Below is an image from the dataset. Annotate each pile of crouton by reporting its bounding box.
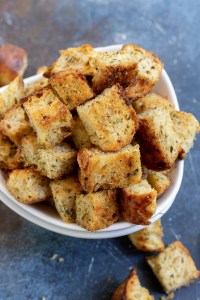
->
[0,43,199,231]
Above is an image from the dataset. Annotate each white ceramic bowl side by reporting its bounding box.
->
[0,45,184,239]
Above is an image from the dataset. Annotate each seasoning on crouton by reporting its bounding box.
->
[147,241,200,293]
[77,85,138,151]
[128,220,164,252]
[24,77,48,97]
[50,176,83,223]
[171,110,200,159]
[112,269,154,300]
[0,105,31,146]
[120,179,157,225]
[76,189,119,231]
[49,71,94,110]
[37,143,77,179]
[23,86,73,148]
[20,132,40,167]
[78,144,142,192]
[137,107,180,171]
[0,76,24,118]
[7,168,51,204]
[132,93,174,114]
[44,44,95,77]
[122,44,163,102]
[147,171,171,197]
[0,43,28,86]
[71,116,91,149]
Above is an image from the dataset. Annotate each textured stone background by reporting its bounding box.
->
[0,0,200,299]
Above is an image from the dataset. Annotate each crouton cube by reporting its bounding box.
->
[76,190,119,231]
[7,168,51,204]
[78,144,142,192]
[171,110,200,158]
[49,71,94,110]
[0,76,24,118]
[120,179,157,225]
[112,269,154,300]
[147,171,171,197]
[128,220,164,252]
[24,77,48,97]
[71,116,91,149]
[20,132,40,166]
[132,93,174,114]
[50,176,83,223]
[137,107,180,171]
[0,105,31,146]
[37,143,77,179]
[147,241,200,293]
[23,87,73,148]
[77,85,138,151]
[44,44,95,77]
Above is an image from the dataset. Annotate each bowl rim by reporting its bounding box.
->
[0,44,184,239]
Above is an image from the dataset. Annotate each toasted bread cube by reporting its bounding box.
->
[50,176,83,223]
[147,241,200,293]
[78,144,142,192]
[132,93,174,114]
[37,143,77,179]
[23,87,73,148]
[7,168,51,204]
[137,107,180,171]
[147,171,171,197]
[112,269,154,300]
[120,179,157,225]
[0,105,31,146]
[171,110,200,158]
[0,76,24,118]
[44,44,95,77]
[128,220,164,252]
[49,71,94,110]
[76,190,119,231]
[24,77,48,97]
[77,85,137,151]
[71,116,91,149]
[20,132,40,166]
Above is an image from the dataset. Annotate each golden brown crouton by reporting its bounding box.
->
[0,44,27,86]
[44,44,95,77]
[128,220,165,252]
[78,144,142,192]
[112,269,154,300]
[132,93,174,114]
[71,116,91,149]
[0,105,31,146]
[49,71,94,110]
[20,132,40,166]
[24,77,48,97]
[23,87,73,148]
[120,179,157,225]
[37,143,77,179]
[77,85,138,151]
[147,241,200,293]
[50,176,83,223]
[137,107,180,171]
[171,110,200,158]
[7,168,51,204]
[76,190,119,231]
[147,171,171,197]
[0,76,24,118]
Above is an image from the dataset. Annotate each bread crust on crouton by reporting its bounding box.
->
[120,180,157,225]
[147,241,200,293]
[129,220,164,252]
[76,190,119,231]
[147,171,171,197]
[50,177,83,223]
[112,269,154,300]
[137,107,180,171]
[49,71,94,110]
[77,144,142,192]
[23,86,73,148]
[77,85,138,151]
[7,168,51,204]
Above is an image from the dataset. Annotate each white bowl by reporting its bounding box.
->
[0,45,184,239]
